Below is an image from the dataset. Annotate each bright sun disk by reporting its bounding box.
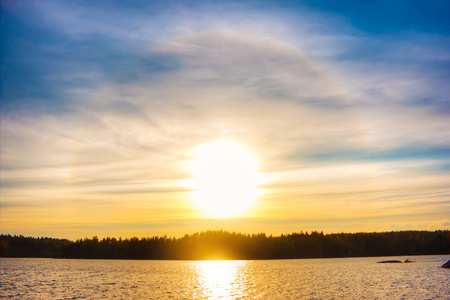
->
[189,140,260,218]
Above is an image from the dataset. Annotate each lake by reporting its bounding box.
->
[1,255,449,299]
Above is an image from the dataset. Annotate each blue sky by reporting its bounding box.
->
[1,0,449,239]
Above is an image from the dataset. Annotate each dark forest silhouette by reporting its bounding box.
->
[1,230,448,260]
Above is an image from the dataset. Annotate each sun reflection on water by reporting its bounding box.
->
[193,260,252,299]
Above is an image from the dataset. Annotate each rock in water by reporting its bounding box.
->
[377,260,402,263]
[441,260,450,268]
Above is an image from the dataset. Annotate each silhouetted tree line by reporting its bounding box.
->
[1,230,448,260]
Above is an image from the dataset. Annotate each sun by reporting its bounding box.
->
[189,140,260,218]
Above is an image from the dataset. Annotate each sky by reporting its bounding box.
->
[1,0,449,240]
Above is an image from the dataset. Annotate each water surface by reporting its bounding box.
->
[1,255,449,299]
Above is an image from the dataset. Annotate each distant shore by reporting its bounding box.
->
[1,230,448,260]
